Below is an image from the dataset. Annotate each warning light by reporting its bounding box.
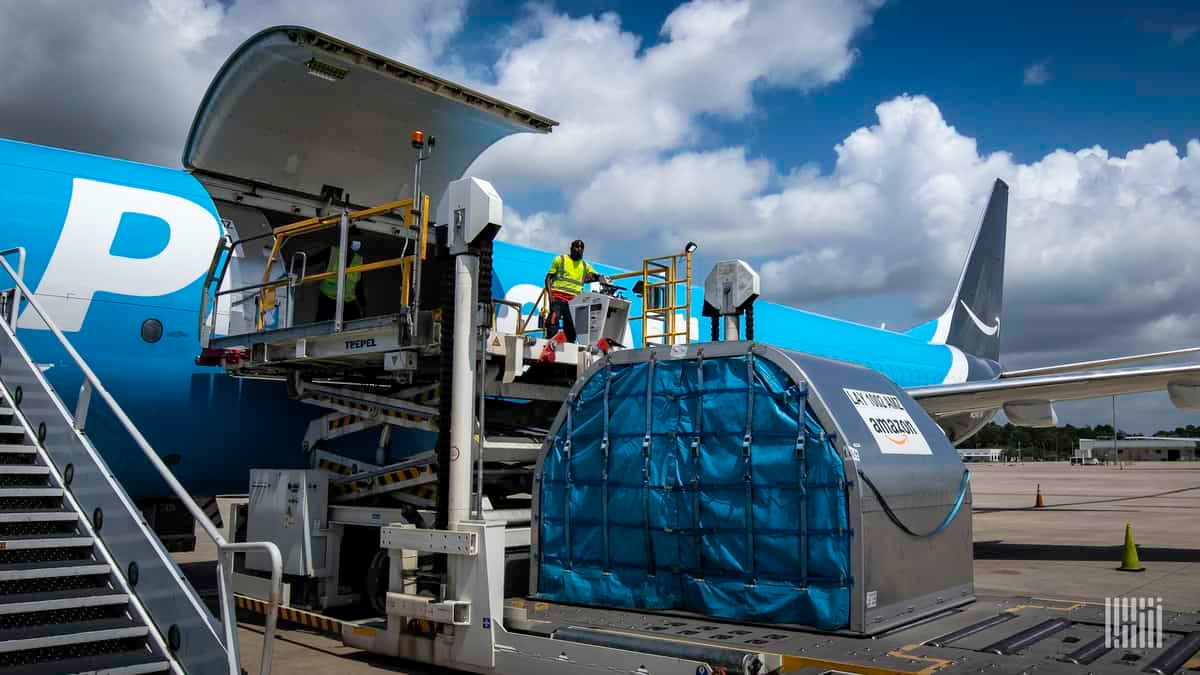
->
[412,130,425,149]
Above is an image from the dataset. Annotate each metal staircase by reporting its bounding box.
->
[0,409,169,675]
[0,249,283,674]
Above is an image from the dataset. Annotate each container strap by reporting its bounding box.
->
[643,354,656,576]
[693,353,705,580]
[601,363,612,573]
[563,401,575,569]
[858,468,971,538]
[794,383,809,587]
[743,353,756,585]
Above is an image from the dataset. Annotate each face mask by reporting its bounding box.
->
[350,240,362,252]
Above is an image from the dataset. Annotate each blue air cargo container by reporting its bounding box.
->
[531,341,973,635]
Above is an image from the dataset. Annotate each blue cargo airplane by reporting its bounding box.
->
[2,26,1199,506]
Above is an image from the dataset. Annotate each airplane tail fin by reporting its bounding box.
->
[921,178,1008,362]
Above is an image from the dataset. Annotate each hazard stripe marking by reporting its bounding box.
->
[317,458,354,476]
[330,465,436,496]
[235,595,342,636]
[317,387,440,426]
[327,415,360,430]
[235,594,435,637]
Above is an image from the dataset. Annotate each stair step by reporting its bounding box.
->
[0,488,62,499]
[0,647,169,675]
[0,560,109,582]
[0,446,34,455]
[0,511,75,524]
[0,427,26,437]
[0,410,12,418]
[0,534,92,550]
[0,466,48,477]
[0,588,128,615]
[0,617,148,654]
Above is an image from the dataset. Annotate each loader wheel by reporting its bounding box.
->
[365,549,390,615]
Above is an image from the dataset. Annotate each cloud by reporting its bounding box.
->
[470,0,882,189]
[499,207,568,252]
[570,147,772,246]
[0,0,468,166]
[550,93,1200,375]
[1023,59,1053,86]
[518,87,1200,430]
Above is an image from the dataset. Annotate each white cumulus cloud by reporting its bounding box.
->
[472,0,882,190]
[0,0,469,166]
[1023,59,1053,86]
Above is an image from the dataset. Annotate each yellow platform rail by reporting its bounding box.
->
[252,195,430,330]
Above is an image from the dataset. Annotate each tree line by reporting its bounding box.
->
[965,422,1200,460]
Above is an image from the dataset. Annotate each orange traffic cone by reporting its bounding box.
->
[1034,483,1045,508]
[1117,523,1145,572]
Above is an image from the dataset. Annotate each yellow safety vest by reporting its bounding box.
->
[548,254,595,297]
[320,245,364,301]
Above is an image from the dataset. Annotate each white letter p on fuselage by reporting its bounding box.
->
[19,178,220,332]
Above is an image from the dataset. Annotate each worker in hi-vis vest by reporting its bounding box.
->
[314,229,367,322]
[544,239,602,342]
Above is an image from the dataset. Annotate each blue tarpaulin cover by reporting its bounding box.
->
[536,353,852,629]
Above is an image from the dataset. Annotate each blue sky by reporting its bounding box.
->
[771,1,1200,168]
[462,1,1200,208]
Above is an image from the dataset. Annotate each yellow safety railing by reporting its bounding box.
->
[610,249,693,346]
[486,291,549,336]
[254,194,430,330]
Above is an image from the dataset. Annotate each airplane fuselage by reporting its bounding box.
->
[0,138,999,498]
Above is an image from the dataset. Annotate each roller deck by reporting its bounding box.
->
[506,596,1200,674]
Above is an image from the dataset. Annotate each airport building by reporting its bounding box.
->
[1076,436,1199,462]
[959,448,1004,462]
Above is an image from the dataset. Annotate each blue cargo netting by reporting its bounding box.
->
[535,353,852,629]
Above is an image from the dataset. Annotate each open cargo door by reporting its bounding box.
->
[183,26,556,210]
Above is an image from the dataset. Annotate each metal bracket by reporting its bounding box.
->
[379,523,478,555]
[502,333,524,384]
[386,592,470,626]
[74,381,92,431]
[384,350,418,371]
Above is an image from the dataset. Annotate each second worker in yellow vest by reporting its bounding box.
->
[315,234,366,322]
[544,239,601,342]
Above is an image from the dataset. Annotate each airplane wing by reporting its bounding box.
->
[908,363,1200,419]
[998,346,1200,378]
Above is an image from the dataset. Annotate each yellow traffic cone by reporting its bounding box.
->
[1117,523,1145,572]
[1034,483,1045,508]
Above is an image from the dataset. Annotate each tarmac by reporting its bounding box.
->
[173,460,1200,674]
[971,461,1200,608]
